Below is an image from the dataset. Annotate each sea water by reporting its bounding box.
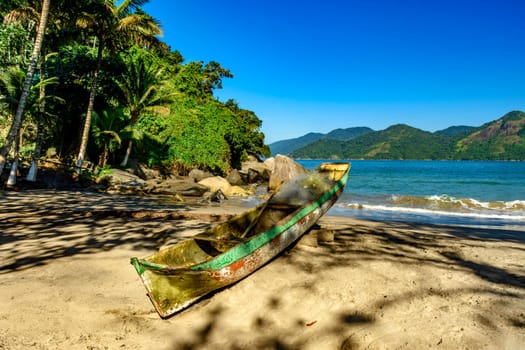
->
[297,160,525,230]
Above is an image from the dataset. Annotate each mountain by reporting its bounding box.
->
[434,125,476,136]
[291,124,457,160]
[287,111,525,160]
[324,127,374,140]
[269,127,373,155]
[454,111,525,160]
[269,132,324,156]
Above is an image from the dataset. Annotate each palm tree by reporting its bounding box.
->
[1,0,86,181]
[0,66,27,185]
[0,0,50,174]
[26,52,64,181]
[75,0,162,173]
[25,51,47,182]
[113,47,172,167]
[91,106,126,167]
[0,63,60,184]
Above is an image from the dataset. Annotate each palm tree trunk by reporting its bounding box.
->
[76,40,103,174]
[99,145,108,167]
[27,48,47,182]
[26,121,44,181]
[0,0,50,175]
[120,140,133,167]
[7,132,20,186]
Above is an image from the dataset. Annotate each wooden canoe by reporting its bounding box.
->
[130,162,350,317]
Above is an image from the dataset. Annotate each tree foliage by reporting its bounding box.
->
[0,0,270,179]
[0,21,34,67]
[153,94,269,174]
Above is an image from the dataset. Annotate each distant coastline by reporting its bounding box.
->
[270,111,525,161]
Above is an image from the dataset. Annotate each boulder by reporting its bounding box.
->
[226,169,245,186]
[146,178,208,196]
[229,185,254,197]
[198,176,230,193]
[263,157,275,172]
[268,155,307,192]
[205,189,228,203]
[134,164,161,180]
[96,168,145,187]
[188,169,214,182]
[241,161,271,183]
[198,176,252,197]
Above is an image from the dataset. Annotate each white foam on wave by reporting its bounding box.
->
[342,202,525,221]
[425,194,525,211]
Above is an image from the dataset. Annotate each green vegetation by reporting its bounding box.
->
[434,125,476,137]
[290,112,525,160]
[0,0,270,180]
[454,111,525,160]
[270,127,372,156]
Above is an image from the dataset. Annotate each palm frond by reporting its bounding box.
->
[3,7,39,24]
[33,76,59,89]
[102,130,122,145]
[116,0,151,16]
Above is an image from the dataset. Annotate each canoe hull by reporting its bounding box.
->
[131,162,350,317]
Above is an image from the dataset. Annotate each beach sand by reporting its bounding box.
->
[1,190,524,349]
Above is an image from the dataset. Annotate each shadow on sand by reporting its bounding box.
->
[1,190,524,349]
[0,190,227,274]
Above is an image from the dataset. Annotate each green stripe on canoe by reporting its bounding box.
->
[191,170,349,271]
[130,257,146,275]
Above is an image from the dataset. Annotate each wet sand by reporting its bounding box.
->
[1,190,524,349]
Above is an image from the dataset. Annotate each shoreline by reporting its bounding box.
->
[1,190,524,349]
[329,206,525,232]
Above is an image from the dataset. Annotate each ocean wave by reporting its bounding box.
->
[389,194,525,212]
[340,202,525,221]
[336,193,525,223]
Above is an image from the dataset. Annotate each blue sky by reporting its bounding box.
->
[144,0,525,143]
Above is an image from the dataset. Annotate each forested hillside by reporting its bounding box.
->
[455,111,525,160]
[291,124,457,159]
[269,127,372,155]
[0,0,270,181]
[434,126,476,136]
[269,132,324,157]
[289,111,525,160]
